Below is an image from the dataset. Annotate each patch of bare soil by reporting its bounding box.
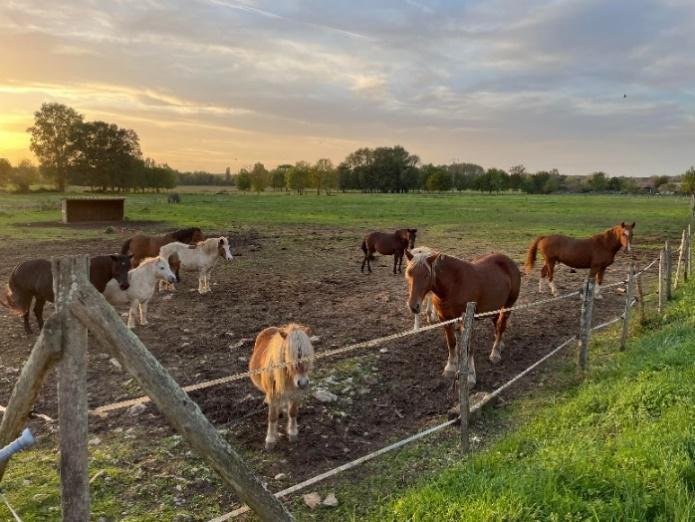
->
[0,228,657,512]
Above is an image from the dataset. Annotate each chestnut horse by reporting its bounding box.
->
[1,255,131,334]
[525,222,635,299]
[121,227,205,268]
[361,228,417,274]
[405,251,521,386]
[249,324,314,450]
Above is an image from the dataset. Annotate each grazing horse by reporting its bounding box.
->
[361,228,417,274]
[525,222,635,299]
[249,324,315,450]
[1,255,131,334]
[409,247,439,330]
[159,237,233,293]
[405,250,521,386]
[121,227,205,268]
[103,256,176,328]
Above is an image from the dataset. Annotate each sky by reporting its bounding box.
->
[1,0,694,176]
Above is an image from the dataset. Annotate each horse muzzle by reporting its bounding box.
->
[167,275,176,284]
[296,377,310,390]
[410,303,421,314]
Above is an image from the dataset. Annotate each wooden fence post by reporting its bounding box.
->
[457,302,476,453]
[578,277,595,372]
[52,255,90,521]
[68,283,294,522]
[675,229,686,289]
[688,224,692,280]
[636,269,645,324]
[0,313,63,481]
[619,263,634,351]
[658,248,667,313]
[665,240,672,300]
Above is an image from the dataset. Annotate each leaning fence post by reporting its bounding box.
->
[578,277,595,372]
[675,229,686,289]
[52,255,90,521]
[457,302,476,453]
[619,263,634,351]
[658,248,667,313]
[665,240,672,300]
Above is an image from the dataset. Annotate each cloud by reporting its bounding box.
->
[0,0,694,175]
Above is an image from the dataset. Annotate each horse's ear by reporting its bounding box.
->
[405,250,414,261]
[110,254,119,262]
[218,237,225,246]
[411,228,417,234]
[188,244,196,249]
[620,222,626,228]
[278,329,288,339]
[302,326,312,335]
[426,253,440,266]
[631,221,636,228]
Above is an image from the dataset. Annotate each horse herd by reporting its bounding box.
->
[1,221,635,450]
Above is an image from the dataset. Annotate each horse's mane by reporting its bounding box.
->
[137,255,166,268]
[261,324,314,400]
[169,227,202,242]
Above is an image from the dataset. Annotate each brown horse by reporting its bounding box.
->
[121,227,205,268]
[525,222,635,299]
[405,251,521,386]
[1,255,131,334]
[361,228,417,274]
[249,324,315,450]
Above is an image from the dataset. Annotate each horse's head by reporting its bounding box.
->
[167,252,181,282]
[153,256,177,284]
[217,237,233,261]
[280,325,314,390]
[619,222,636,253]
[405,228,417,249]
[109,254,131,291]
[404,250,438,314]
[191,228,205,243]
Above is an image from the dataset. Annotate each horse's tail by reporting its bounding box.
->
[360,239,374,260]
[121,237,132,255]
[525,236,544,274]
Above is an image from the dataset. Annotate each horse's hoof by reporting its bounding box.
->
[288,432,298,443]
[489,353,502,364]
[264,440,277,451]
[442,366,457,379]
[467,376,477,388]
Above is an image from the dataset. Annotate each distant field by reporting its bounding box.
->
[0,191,688,249]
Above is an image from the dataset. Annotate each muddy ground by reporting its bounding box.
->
[0,226,657,512]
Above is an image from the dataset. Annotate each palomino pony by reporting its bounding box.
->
[409,247,439,330]
[121,227,205,268]
[159,237,233,293]
[103,256,176,328]
[361,228,417,274]
[405,250,521,386]
[1,255,131,334]
[249,324,315,450]
[525,222,635,299]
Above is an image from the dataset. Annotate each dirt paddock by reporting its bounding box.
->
[0,227,656,508]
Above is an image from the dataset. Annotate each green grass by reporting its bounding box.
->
[0,190,688,246]
[337,284,695,522]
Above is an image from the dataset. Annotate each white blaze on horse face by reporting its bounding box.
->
[219,237,233,261]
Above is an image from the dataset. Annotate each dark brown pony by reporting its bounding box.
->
[121,227,205,268]
[525,222,635,299]
[1,254,131,334]
[404,251,521,386]
[361,228,417,274]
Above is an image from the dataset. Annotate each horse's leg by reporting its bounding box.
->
[539,265,547,293]
[287,400,299,442]
[442,324,458,378]
[489,312,509,364]
[34,297,46,331]
[265,402,280,450]
[361,251,367,273]
[413,312,421,331]
[139,300,149,325]
[393,253,398,275]
[593,266,605,299]
[127,300,138,329]
[468,349,477,388]
[22,299,32,335]
[397,251,404,274]
[198,270,205,294]
[547,259,558,296]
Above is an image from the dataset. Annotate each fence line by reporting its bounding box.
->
[0,490,22,522]
[92,259,656,416]
[209,334,579,521]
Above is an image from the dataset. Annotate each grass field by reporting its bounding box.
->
[0,190,689,249]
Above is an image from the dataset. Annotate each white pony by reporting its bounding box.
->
[103,256,176,328]
[159,236,233,294]
[409,247,439,330]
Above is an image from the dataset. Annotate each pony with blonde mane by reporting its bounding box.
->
[249,324,315,450]
[409,247,439,330]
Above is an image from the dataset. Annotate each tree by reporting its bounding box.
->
[423,165,452,192]
[449,162,484,191]
[288,161,311,195]
[312,158,334,195]
[236,169,251,192]
[509,165,526,191]
[9,159,40,193]
[681,167,695,195]
[652,175,670,192]
[589,172,608,192]
[271,165,291,191]
[28,103,83,192]
[0,158,11,186]
[250,162,268,193]
[225,167,231,184]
